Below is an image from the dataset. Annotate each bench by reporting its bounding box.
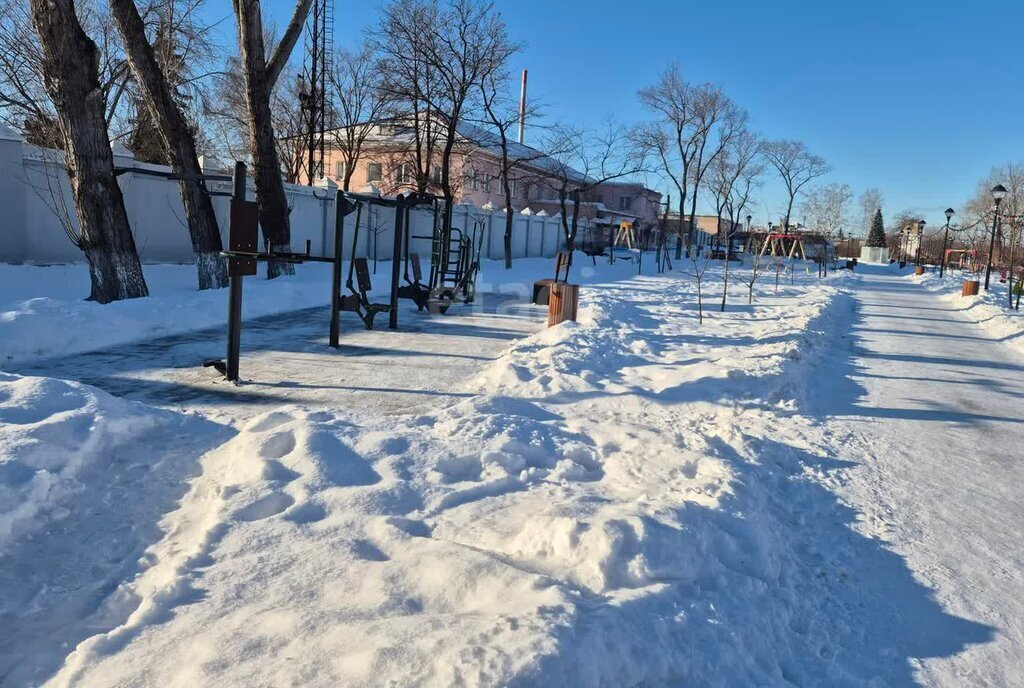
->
[340,257,391,329]
[533,251,572,305]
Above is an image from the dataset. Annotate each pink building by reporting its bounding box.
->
[316,120,662,230]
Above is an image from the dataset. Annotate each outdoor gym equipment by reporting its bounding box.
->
[338,201,391,329]
[208,162,345,381]
[210,167,437,381]
[208,171,491,381]
[410,203,485,314]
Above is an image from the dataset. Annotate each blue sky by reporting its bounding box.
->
[242,0,1022,231]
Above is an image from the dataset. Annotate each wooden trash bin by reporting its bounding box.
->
[962,279,980,296]
[532,278,555,305]
[548,282,579,327]
[914,266,925,276]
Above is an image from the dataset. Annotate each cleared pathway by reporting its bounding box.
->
[815,265,1024,685]
[15,292,543,422]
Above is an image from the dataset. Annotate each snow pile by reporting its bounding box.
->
[0,372,230,685]
[911,269,1024,354]
[0,372,165,548]
[40,265,877,687]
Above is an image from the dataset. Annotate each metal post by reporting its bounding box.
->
[940,218,951,278]
[985,199,1002,291]
[389,198,405,329]
[329,191,345,347]
[226,162,246,382]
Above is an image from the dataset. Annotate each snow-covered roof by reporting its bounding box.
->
[326,117,592,185]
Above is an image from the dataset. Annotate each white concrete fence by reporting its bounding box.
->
[0,125,577,266]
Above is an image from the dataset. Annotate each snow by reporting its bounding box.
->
[2,256,1023,685]
[0,258,640,368]
[807,264,1024,685]
[0,263,338,366]
[910,266,1024,355]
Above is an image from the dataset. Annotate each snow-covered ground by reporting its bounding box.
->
[0,258,592,367]
[3,257,1023,686]
[910,267,1024,355]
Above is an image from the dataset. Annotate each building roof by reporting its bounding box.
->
[325,117,593,185]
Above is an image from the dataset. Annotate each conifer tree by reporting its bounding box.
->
[866,208,886,247]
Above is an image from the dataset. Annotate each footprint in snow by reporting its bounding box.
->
[284,501,327,525]
[258,431,296,459]
[351,539,390,562]
[386,516,432,539]
[234,492,295,522]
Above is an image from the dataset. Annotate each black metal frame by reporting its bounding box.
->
[211,178,499,381]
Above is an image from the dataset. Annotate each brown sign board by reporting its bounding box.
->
[229,199,259,277]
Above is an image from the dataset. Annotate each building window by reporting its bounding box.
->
[509,178,517,198]
[470,171,478,191]
[431,166,442,184]
[335,161,346,178]
[482,175,491,193]
[396,163,411,184]
[367,162,382,182]
[619,196,633,211]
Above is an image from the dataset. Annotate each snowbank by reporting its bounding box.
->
[0,371,230,684]
[0,372,161,549]
[911,269,1024,355]
[42,264,866,687]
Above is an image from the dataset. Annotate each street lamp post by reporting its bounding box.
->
[915,220,926,266]
[985,184,1007,291]
[939,208,955,277]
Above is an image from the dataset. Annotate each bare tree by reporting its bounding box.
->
[542,120,641,251]
[857,187,884,238]
[801,182,852,276]
[964,163,1024,273]
[30,0,148,302]
[373,0,441,193]
[763,139,830,230]
[109,0,227,290]
[476,72,548,268]
[706,129,762,310]
[685,249,713,325]
[638,65,745,259]
[231,0,312,277]
[327,40,391,191]
[376,0,517,241]
[2,0,132,146]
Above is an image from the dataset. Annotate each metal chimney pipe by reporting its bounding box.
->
[518,69,528,144]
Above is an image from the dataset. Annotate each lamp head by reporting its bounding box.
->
[992,184,1008,203]
[945,208,955,221]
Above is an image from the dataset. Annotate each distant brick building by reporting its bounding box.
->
[310,119,662,231]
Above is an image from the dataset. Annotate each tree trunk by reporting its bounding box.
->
[31,0,148,303]
[688,187,702,260]
[234,0,294,278]
[558,187,570,249]
[676,192,685,260]
[696,278,703,325]
[503,207,514,269]
[109,0,227,290]
[569,192,582,252]
[721,254,730,312]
